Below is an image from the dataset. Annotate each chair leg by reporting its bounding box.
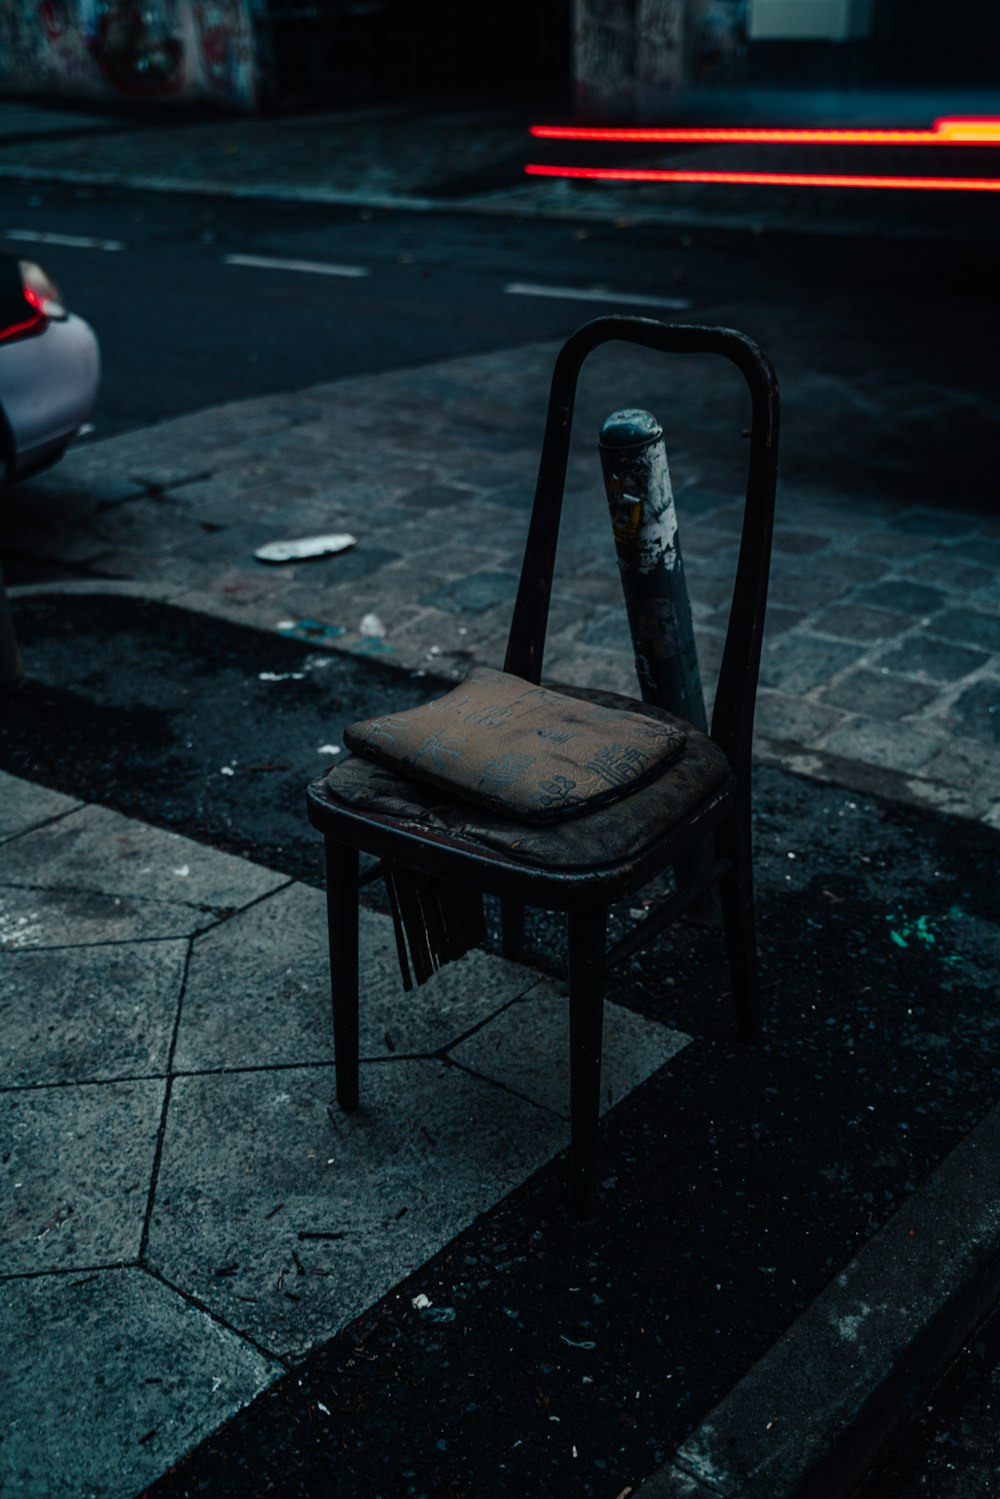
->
[501,901,525,961]
[325,838,360,1110]
[568,906,608,1217]
[714,800,761,1044]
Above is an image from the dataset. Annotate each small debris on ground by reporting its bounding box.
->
[422,1306,457,1323]
[254,534,356,564]
[278,618,345,641]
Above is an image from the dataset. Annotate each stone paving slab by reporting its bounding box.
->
[0,771,80,843]
[0,1268,279,1499]
[1,802,288,946]
[149,1060,572,1361]
[1,939,188,1086]
[175,882,538,1071]
[2,1076,164,1273]
[163,891,690,1362]
[152,996,688,1366]
[451,978,690,1119]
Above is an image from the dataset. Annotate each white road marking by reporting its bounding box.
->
[505,281,691,310]
[5,229,124,251]
[224,253,369,278]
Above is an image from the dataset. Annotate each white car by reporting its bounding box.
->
[0,254,100,484]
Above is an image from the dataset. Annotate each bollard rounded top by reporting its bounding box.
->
[599,409,663,449]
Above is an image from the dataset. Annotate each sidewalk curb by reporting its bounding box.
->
[638,1101,1000,1498]
[0,161,992,246]
[0,163,439,215]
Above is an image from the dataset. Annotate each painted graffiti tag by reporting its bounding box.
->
[1,0,257,107]
[90,0,185,96]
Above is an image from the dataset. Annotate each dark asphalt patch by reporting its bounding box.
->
[4,592,999,1499]
[1,593,446,885]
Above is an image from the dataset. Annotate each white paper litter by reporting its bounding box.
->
[254,533,356,564]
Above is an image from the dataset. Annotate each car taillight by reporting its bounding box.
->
[0,258,68,344]
[19,260,67,320]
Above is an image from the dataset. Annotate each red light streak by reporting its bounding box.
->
[524,164,1000,192]
[530,116,1000,147]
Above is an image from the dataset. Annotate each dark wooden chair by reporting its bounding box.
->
[307,316,780,1214]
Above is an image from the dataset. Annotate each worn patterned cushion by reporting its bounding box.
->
[326,688,730,870]
[343,667,687,824]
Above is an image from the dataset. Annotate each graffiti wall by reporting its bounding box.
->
[0,0,261,108]
[574,0,748,115]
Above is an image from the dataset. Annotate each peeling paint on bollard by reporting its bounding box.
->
[600,408,718,923]
[599,408,707,731]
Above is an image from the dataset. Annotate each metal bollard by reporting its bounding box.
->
[599,408,707,730]
[599,408,717,922]
[0,564,23,692]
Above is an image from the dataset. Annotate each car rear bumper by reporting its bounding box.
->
[1,313,100,477]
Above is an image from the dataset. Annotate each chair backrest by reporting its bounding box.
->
[503,315,779,781]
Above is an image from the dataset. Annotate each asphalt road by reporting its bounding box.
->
[2,177,998,514]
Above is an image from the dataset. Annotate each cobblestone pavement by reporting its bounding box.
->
[7,339,999,828]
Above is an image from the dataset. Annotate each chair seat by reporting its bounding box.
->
[313,687,731,874]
